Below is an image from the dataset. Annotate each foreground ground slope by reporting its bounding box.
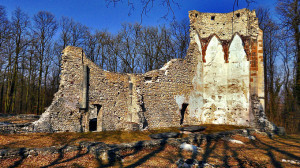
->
[0,132,299,167]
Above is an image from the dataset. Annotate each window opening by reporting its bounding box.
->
[180,103,189,125]
[145,77,152,81]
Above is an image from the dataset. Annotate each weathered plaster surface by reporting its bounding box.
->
[188,30,203,124]
[202,36,228,124]
[227,34,250,125]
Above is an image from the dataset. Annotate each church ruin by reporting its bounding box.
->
[32,8,274,132]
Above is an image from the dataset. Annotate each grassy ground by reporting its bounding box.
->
[0,124,245,148]
[0,133,299,167]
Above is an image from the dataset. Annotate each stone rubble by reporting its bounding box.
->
[0,129,253,160]
[222,137,245,144]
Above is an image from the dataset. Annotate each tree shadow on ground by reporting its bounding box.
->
[41,145,69,168]
[201,138,217,164]
[199,134,299,168]
[4,133,98,167]
[273,135,300,148]
[272,138,300,148]
[41,145,89,168]
[254,135,300,161]
[120,139,168,168]
[94,141,147,167]
[283,135,300,143]
[118,141,144,159]
[8,148,26,168]
[40,137,91,168]
[249,134,300,168]
[222,140,231,168]
[5,133,300,167]
[227,144,247,168]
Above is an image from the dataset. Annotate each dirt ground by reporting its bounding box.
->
[0,115,299,167]
[0,124,246,148]
[0,133,299,167]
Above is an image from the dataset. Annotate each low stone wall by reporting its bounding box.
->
[0,128,264,160]
[0,114,39,120]
[0,123,32,134]
[0,114,40,134]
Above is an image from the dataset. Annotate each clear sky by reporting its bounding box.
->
[0,0,277,34]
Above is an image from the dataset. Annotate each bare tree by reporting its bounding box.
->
[94,30,111,69]
[276,0,300,132]
[70,21,88,47]
[84,29,97,62]
[105,0,180,22]
[0,6,10,49]
[140,26,156,71]
[60,16,73,49]
[160,26,174,64]
[107,33,122,72]
[5,8,30,114]
[170,19,189,58]
[52,42,63,91]
[0,5,10,113]
[257,8,281,120]
[277,0,300,105]
[33,11,58,114]
[118,23,142,73]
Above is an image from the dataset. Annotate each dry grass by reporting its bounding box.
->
[0,125,246,149]
[1,133,300,167]
[199,124,247,134]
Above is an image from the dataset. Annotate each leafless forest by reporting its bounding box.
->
[0,0,299,133]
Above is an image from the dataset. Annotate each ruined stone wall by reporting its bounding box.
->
[32,8,267,132]
[81,57,131,131]
[138,47,199,128]
[189,8,259,39]
[32,48,85,132]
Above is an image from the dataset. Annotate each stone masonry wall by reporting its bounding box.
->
[32,48,85,132]
[32,8,270,132]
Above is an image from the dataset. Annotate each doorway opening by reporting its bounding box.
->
[89,118,97,131]
[180,103,189,125]
[89,104,102,132]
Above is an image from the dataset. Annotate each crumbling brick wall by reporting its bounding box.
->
[32,8,271,133]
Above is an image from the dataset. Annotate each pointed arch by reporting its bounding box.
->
[201,34,231,63]
[229,33,248,62]
[228,32,243,47]
[228,32,251,61]
[205,35,224,64]
[192,29,202,56]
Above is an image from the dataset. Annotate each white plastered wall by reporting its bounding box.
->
[202,36,228,124]
[188,31,204,124]
[227,34,250,125]
[197,35,250,125]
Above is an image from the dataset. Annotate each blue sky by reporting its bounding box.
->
[0,0,277,34]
